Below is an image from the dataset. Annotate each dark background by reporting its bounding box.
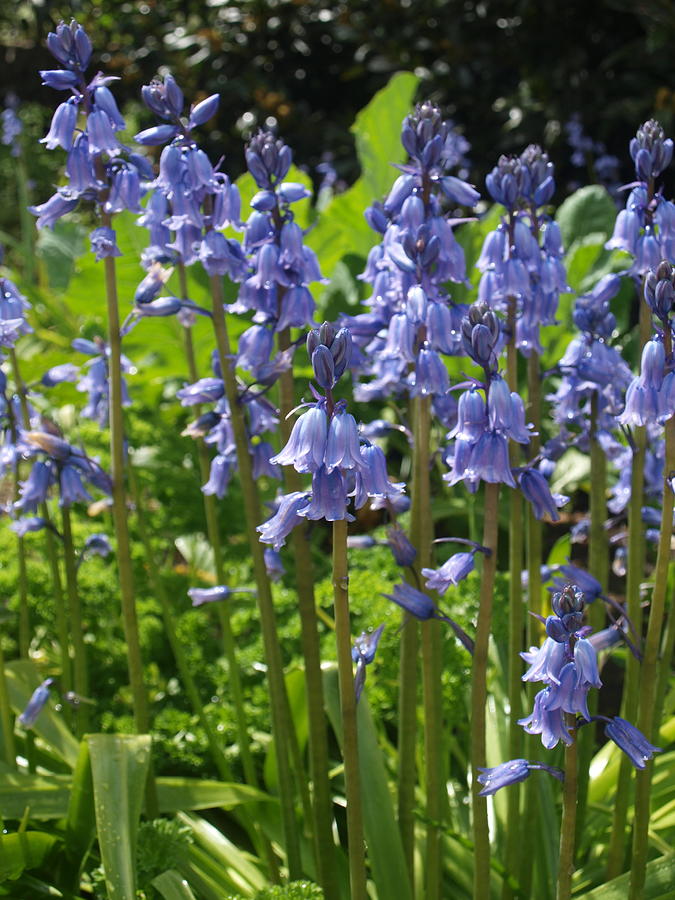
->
[2,0,674,217]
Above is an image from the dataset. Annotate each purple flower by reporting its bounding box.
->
[384,582,436,620]
[90,227,122,261]
[18,678,54,728]
[477,759,530,796]
[422,551,476,594]
[270,405,328,474]
[299,466,352,522]
[352,624,385,702]
[604,717,661,770]
[257,491,311,550]
[386,526,417,567]
[188,585,255,607]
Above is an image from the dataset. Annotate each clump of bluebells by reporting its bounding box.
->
[478,584,660,795]
[346,100,477,411]
[31,20,152,251]
[441,300,565,519]
[478,144,568,356]
[606,120,675,276]
[257,321,405,547]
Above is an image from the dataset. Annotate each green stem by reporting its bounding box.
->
[61,504,89,736]
[16,152,35,285]
[411,394,443,900]
[629,412,675,900]
[181,304,257,790]
[556,718,578,900]
[277,329,338,900]
[208,273,301,878]
[101,215,157,817]
[606,424,646,878]
[606,291,651,879]
[332,518,367,900]
[0,637,16,767]
[472,481,500,900]
[397,615,418,888]
[576,392,608,845]
[503,303,524,900]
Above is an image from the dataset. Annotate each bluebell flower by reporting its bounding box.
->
[386,526,417,567]
[264,548,285,582]
[352,624,385,702]
[257,491,311,550]
[422,550,476,593]
[10,516,48,537]
[271,404,328,473]
[188,585,255,607]
[82,533,112,558]
[604,717,661,769]
[299,466,352,522]
[477,759,564,796]
[18,678,54,728]
[385,582,436,620]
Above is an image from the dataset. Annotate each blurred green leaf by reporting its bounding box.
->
[577,853,675,898]
[157,777,272,813]
[351,71,419,201]
[153,869,198,900]
[323,665,413,900]
[5,660,79,769]
[555,185,617,248]
[0,831,59,881]
[87,733,151,900]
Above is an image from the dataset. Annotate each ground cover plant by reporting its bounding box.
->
[0,16,674,900]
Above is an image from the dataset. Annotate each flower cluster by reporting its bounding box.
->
[31,20,152,249]
[478,583,660,795]
[257,321,405,548]
[345,101,478,407]
[14,430,111,513]
[478,145,569,356]
[606,120,675,277]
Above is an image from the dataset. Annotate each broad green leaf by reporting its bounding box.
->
[577,853,675,898]
[0,831,59,880]
[323,666,413,900]
[178,811,266,896]
[87,733,151,900]
[307,71,419,287]
[35,220,87,293]
[5,660,79,769]
[62,740,96,885]
[555,185,618,247]
[174,533,216,581]
[550,449,590,496]
[153,869,198,900]
[157,777,272,812]
[0,769,70,819]
[264,667,308,791]
[351,71,419,200]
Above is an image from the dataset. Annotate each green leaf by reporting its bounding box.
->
[0,831,59,881]
[264,667,308,791]
[323,666,413,900]
[0,769,71,819]
[157,777,273,813]
[174,533,216,581]
[63,740,96,885]
[177,811,266,897]
[351,71,419,200]
[306,71,419,287]
[152,869,198,900]
[555,185,617,248]
[87,733,151,900]
[5,660,79,769]
[577,853,675,898]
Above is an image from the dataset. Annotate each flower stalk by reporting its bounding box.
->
[333,517,367,900]
[209,273,301,878]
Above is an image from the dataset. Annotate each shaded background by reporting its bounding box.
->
[2,0,675,230]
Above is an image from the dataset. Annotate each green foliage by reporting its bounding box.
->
[227,882,325,900]
[136,819,194,900]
